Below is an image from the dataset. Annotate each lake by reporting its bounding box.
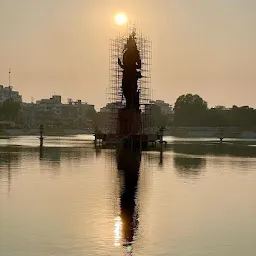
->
[0,135,256,256]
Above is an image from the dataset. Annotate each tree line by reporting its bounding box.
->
[173,94,256,128]
[0,98,21,122]
[1,94,256,129]
[145,93,256,128]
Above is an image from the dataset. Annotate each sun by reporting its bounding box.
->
[115,13,127,25]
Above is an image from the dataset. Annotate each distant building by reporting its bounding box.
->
[143,100,174,129]
[99,102,123,113]
[98,102,124,133]
[149,100,173,115]
[34,95,62,117]
[61,99,95,128]
[36,95,61,105]
[0,85,22,103]
[22,95,95,128]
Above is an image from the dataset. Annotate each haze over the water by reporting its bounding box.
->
[1,0,255,110]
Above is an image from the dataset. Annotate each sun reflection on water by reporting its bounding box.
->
[114,216,122,246]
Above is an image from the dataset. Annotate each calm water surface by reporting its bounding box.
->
[0,136,256,256]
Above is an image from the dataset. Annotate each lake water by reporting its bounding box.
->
[0,136,256,256]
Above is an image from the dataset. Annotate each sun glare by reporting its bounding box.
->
[115,13,127,25]
[114,216,122,246]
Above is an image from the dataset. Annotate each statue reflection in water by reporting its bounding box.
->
[114,147,141,254]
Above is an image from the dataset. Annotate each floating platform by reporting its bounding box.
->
[94,132,166,150]
[117,108,141,135]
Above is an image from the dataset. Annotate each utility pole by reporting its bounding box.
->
[8,68,12,98]
[8,68,11,86]
[8,68,12,125]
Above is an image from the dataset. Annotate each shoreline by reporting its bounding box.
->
[1,128,256,139]
[1,128,93,137]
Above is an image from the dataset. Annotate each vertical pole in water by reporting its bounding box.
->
[219,127,224,144]
[94,134,97,147]
[159,126,164,163]
[94,128,98,148]
[40,124,44,147]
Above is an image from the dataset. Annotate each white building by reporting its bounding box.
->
[35,95,62,116]
[22,95,95,128]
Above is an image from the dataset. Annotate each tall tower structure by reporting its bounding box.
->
[8,68,12,98]
[106,26,152,135]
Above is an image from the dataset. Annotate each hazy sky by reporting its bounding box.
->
[1,0,255,109]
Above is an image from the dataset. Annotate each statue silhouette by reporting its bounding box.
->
[118,32,142,110]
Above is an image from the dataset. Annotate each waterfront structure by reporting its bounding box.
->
[106,26,152,135]
[101,25,153,148]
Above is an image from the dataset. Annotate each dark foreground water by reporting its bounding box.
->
[0,136,256,256]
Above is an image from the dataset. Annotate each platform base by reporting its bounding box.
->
[118,108,141,135]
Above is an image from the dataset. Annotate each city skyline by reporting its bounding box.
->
[1,0,255,110]
[2,83,256,112]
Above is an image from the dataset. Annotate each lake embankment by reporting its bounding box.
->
[1,127,256,138]
[165,127,256,139]
[1,128,93,137]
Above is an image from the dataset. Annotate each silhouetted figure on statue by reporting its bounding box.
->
[118,32,142,111]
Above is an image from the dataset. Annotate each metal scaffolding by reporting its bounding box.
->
[106,25,152,134]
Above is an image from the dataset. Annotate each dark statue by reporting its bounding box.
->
[118,31,142,110]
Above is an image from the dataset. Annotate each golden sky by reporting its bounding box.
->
[0,0,255,109]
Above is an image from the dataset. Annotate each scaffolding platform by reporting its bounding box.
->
[118,108,142,135]
[94,132,158,149]
[93,132,166,150]
[105,26,152,135]
[100,25,154,150]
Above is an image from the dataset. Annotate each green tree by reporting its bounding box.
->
[174,94,208,126]
[150,104,166,128]
[1,99,21,122]
[86,107,97,121]
[205,107,230,127]
[230,105,256,127]
[86,107,98,129]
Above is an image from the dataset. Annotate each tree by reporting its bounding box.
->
[230,105,256,127]
[1,99,21,123]
[86,107,97,129]
[205,107,230,127]
[174,94,208,126]
[86,107,97,121]
[150,104,166,128]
